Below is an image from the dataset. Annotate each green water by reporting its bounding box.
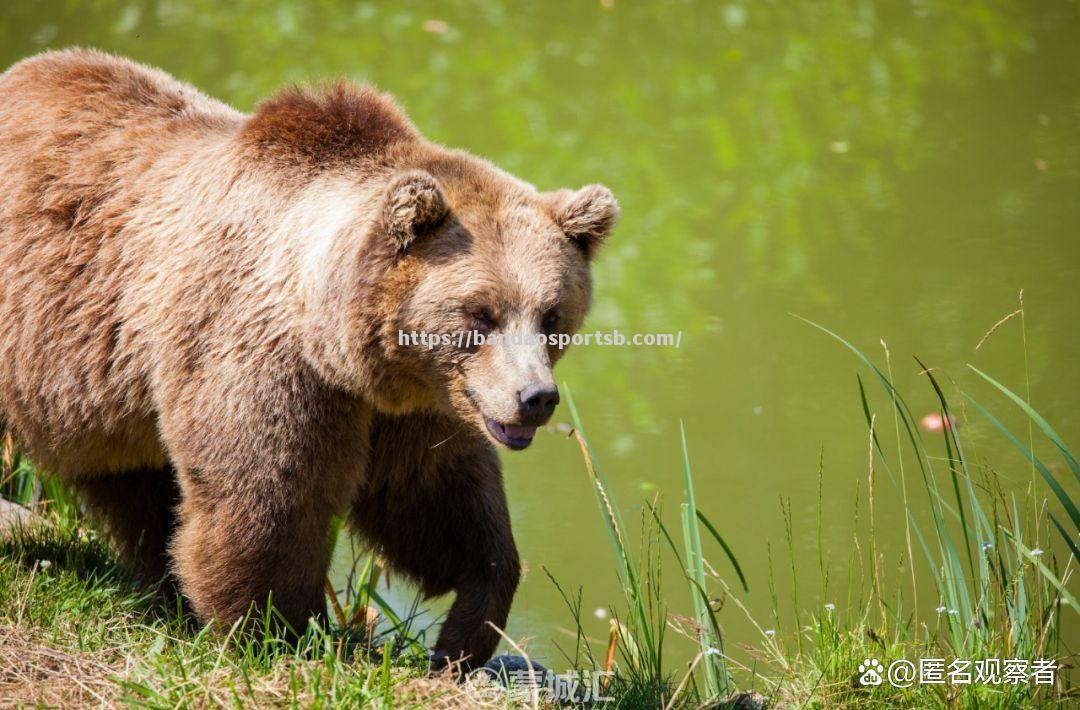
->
[3,0,1078,666]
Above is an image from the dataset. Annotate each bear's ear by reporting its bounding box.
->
[383,170,449,251]
[544,184,620,259]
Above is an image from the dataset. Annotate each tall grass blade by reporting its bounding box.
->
[968,365,1080,482]
[679,422,726,696]
[565,386,660,675]
[645,499,686,571]
[964,394,1080,536]
[695,510,748,594]
[1002,531,1079,614]
[1048,513,1080,561]
[916,357,995,586]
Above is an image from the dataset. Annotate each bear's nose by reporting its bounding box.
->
[518,382,560,422]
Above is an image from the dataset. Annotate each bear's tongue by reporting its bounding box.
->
[502,424,537,440]
[485,418,538,450]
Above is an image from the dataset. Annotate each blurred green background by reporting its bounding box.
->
[2,0,1077,664]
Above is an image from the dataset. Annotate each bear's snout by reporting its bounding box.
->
[479,383,558,451]
[518,382,559,425]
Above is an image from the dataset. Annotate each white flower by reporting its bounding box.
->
[705,647,722,657]
[764,629,776,637]
[593,608,608,619]
[948,609,959,616]
[824,603,835,611]
[935,606,947,613]
[1030,548,1044,557]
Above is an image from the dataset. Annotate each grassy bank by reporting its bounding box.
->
[0,317,1077,708]
[0,515,476,707]
[555,315,1077,708]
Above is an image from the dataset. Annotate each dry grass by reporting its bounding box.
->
[394,674,502,709]
[0,624,122,708]
[0,622,488,709]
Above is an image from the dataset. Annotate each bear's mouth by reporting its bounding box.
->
[484,418,537,450]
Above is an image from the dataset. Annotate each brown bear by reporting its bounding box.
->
[0,49,618,670]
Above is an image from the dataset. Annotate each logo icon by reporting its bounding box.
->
[858,658,886,686]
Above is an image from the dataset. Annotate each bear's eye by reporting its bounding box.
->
[541,309,561,333]
[468,307,498,335]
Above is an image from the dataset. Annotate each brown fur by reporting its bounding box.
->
[241,81,418,168]
[0,49,618,669]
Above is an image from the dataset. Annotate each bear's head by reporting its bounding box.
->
[367,153,618,450]
[300,160,617,449]
[272,86,618,449]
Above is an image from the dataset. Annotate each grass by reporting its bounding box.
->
[0,308,1077,707]
[0,516,476,707]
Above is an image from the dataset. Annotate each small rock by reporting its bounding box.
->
[724,691,769,709]
[0,498,35,537]
[479,656,597,703]
[478,655,550,685]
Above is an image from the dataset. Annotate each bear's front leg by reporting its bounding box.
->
[353,413,521,673]
[171,470,336,633]
[159,361,370,636]
[431,547,521,674]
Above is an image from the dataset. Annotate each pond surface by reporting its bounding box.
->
[3,0,1077,666]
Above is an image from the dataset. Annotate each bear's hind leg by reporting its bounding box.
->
[72,467,181,586]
